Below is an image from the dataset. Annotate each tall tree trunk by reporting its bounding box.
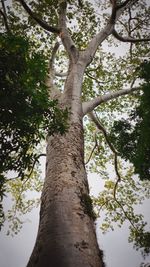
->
[27,123,103,267]
[27,62,103,267]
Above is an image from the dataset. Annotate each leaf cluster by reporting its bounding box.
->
[94,169,150,257]
[109,61,150,180]
[129,227,150,257]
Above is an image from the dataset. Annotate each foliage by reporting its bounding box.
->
[5,162,43,236]
[0,33,68,228]
[94,166,150,257]
[109,61,150,180]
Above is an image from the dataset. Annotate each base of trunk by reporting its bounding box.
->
[27,123,103,267]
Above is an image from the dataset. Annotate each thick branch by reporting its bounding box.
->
[82,86,140,116]
[81,23,114,66]
[110,0,118,23]
[110,0,137,20]
[49,42,60,70]
[58,1,78,61]
[112,29,150,43]
[46,42,62,100]
[16,0,60,33]
[48,41,68,77]
[81,0,137,66]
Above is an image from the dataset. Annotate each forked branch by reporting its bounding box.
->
[58,1,78,61]
[82,0,137,66]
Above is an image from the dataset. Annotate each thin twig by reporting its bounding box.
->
[85,131,98,165]
[85,71,104,85]
[6,153,46,182]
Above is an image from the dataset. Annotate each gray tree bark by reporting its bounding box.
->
[27,122,103,267]
[27,58,103,267]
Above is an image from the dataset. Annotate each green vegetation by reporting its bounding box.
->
[0,33,68,228]
[81,193,96,220]
[110,61,150,180]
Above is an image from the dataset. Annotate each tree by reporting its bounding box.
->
[0,0,150,266]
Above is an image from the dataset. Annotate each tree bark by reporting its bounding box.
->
[27,122,102,267]
[27,63,103,267]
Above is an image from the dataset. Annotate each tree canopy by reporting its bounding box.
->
[0,0,150,262]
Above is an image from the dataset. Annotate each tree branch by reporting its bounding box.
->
[0,0,10,32]
[110,0,118,23]
[6,154,46,182]
[48,41,68,77]
[110,0,137,21]
[55,71,68,77]
[89,112,138,230]
[46,42,62,100]
[85,71,104,85]
[85,130,98,165]
[81,0,137,66]
[118,0,135,9]
[81,23,114,66]
[16,0,60,33]
[49,42,60,70]
[88,111,121,181]
[82,86,140,116]
[58,1,78,61]
[112,28,150,43]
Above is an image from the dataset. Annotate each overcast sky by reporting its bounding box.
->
[0,174,150,267]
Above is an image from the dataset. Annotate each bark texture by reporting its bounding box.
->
[27,122,102,267]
